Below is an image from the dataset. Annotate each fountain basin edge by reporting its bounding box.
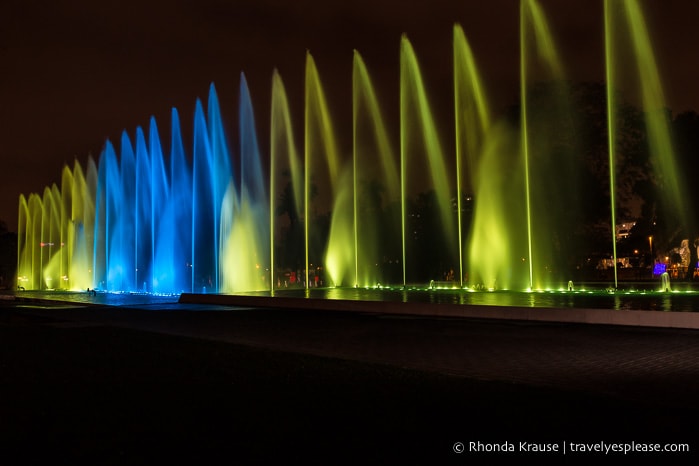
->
[178,293,699,330]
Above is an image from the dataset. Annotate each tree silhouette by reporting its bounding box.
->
[274,170,318,273]
[0,220,17,289]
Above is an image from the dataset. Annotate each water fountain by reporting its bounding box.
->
[16,0,692,305]
[661,271,671,292]
[353,50,401,288]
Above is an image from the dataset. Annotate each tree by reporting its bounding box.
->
[672,110,699,233]
[0,220,17,289]
[274,170,318,272]
[505,81,661,279]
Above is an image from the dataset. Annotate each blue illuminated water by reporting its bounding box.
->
[91,79,266,295]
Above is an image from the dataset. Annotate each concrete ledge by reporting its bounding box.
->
[179,293,699,330]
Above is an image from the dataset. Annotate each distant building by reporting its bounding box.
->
[616,221,636,241]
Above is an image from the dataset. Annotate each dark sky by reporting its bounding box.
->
[2,0,698,232]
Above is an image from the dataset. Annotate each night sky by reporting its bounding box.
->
[2,0,699,232]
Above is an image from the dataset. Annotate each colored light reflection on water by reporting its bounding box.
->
[230,285,699,313]
[11,279,699,313]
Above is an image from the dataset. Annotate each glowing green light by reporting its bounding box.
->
[353,51,400,289]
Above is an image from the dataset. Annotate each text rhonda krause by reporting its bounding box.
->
[469,442,559,453]
[468,441,690,454]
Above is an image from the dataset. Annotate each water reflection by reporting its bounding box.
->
[11,286,697,312]
[249,287,699,312]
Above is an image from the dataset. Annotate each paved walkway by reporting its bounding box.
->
[7,297,699,411]
[3,297,699,464]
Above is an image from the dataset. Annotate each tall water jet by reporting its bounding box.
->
[453,24,496,288]
[59,167,72,286]
[29,189,47,289]
[353,50,401,287]
[191,84,236,293]
[93,138,134,291]
[630,8,689,233]
[42,170,69,289]
[604,0,620,289]
[270,70,304,289]
[208,84,235,291]
[121,132,137,291]
[29,193,43,290]
[67,159,97,290]
[167,108,193,293]
[520,0,579,290]
[149,116,176,293]
[93,141,117,290]
[605,0,690,285]
[242,73,270,290]
[400,35,457,284]
[191,99,214,292]
[33,186,55,289]
[468,122,526,291]
[16,195,30,289]
[135,127,152,291]
[38,185,56,288]
[305,52,353,287]
[220,73,269,292]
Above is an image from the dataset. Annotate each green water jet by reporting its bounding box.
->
[401,35,457,285]
[353,50,401,287]
[604,0,688,289]
[453,24,492,289]
[305,52,354,288]
[520,0,569,290]
[270,70,304,291]
[604,0,619,289]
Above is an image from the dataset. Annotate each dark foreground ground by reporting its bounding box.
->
[1,300,698,465]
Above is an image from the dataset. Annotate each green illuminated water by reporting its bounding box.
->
[401,35,458,283]
[604,0,687,289]
[520,0,573,291]
[353,51,401,287]
[604,0,619,289]
[624,1,687,228]
[17,160,97,291]
[520,2,534,290]
[305,53,354,288]
[454,24,490,288]
[270,70,304,290]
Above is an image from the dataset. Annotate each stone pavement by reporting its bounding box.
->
[7,297,699,410]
